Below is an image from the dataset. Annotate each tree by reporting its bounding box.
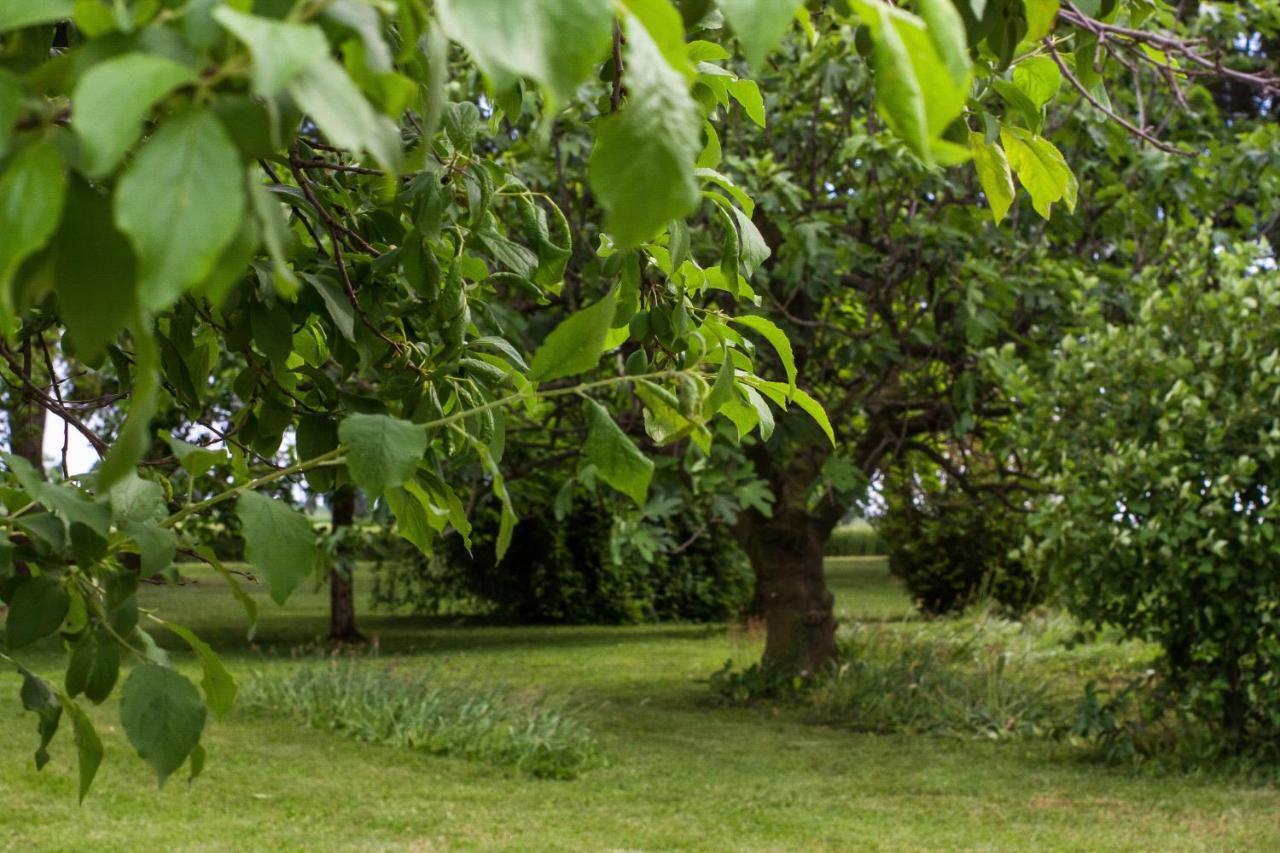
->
[1011,239,1280,752]
[714,1,1280,673]
[0,0,844,796]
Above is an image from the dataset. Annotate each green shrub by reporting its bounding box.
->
[824,523,885,557]
[372,493,752,625]
[878,465,1042,616]
[711,620,1060,740]
[1014,240,1280,755]
[241,662,605,779]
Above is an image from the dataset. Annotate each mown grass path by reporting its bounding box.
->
[3,559,1279,850]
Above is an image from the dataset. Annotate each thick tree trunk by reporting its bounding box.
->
[738,507,838,676]
[327,485,365,643]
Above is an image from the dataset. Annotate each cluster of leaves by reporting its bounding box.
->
[0,0,844,795]
[1006,238,1280,753]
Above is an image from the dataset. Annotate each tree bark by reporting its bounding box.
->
[327,485,365,643]
[8,338,45,470]
[737,505,839,676]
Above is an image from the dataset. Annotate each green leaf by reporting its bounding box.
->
[704,356,737,416]
[97,322,160,490]
[791,387,835,445]
[436,0,612,103]
[161,622,237,719]
[589,16,702,248]
[119,664,207,786]
[730,314,796,395]
[194,546,258,640]
[236,491,318,605]
[6,576,70,650]
[0,141,66,308]
[65,630,119,704]
[287,57,402,171]
[730,206,770,275]
[1024,0,1060,41]
[1013,55,1061,110]
[718,0,802,67]
[61,696,103,803]
[123,521,178,577]
[71,54,198,178]
[50,179,138,360]
[849,0,971,167]
[741,385,775,440]
[529,287,619,382]
[620,0,692,75]
[212,7,329,96]
[161,434,227,479]
[583,399,654,508]
[3,453,112,536]
[385,480,447,557]
[0,0,72,31]
[969,133,1015,224]
[338,413,427,497]
[1001,126,1077,219]
[114,108,245,313]
[19,667,61,770]
[109,472,165,525]
[727,79,766,127]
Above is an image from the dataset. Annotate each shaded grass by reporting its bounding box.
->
[2,559,1279,850]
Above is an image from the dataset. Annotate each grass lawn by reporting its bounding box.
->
[2,556,1279,850]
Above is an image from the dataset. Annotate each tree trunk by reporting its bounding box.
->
[327,485,365,643]
[738,507,838,676]
[8,338,45,470]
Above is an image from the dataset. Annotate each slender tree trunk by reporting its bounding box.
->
[327,485,364,643]
[737,506,838,676]
[8,338,45,470]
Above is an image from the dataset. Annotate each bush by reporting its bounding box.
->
[1018,240,1280,755]
[241,661,605,779]
[824,523,885,556]
[711,620,1060,740]
[372,493,753,625]
[877,464,1041,616]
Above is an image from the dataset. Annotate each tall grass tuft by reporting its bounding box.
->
[824,523,885,557]
[241,662,606,779]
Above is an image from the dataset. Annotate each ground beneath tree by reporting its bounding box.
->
[2,559,1278,850]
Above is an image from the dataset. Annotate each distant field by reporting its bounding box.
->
[2,559,1278,851]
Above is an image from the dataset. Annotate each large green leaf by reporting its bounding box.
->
[588,16,702,248]
[0,0,72,31]
[71,54,198,178]
[385,480,447,557]
[730,314,796,395]
[848,0,971,167]
[51,179,138,360]
[0,141,65,310]
[109,473,166,525]
[19,668,61,770]
[1001,126,1077,219]
[235,491,318,605]
[969,133,1015,224]
[119,664,206,785]
[114,109,244,312]
[338,413,427,497]
[583,399,654,507]
[718,0,802,67]
[61,697,103,803]
[5,575,70,650]
[287,57,401,171]
[162,622,237,719]
[436,0,612,103]
[212,7,329,96]
[528,287,618,382]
